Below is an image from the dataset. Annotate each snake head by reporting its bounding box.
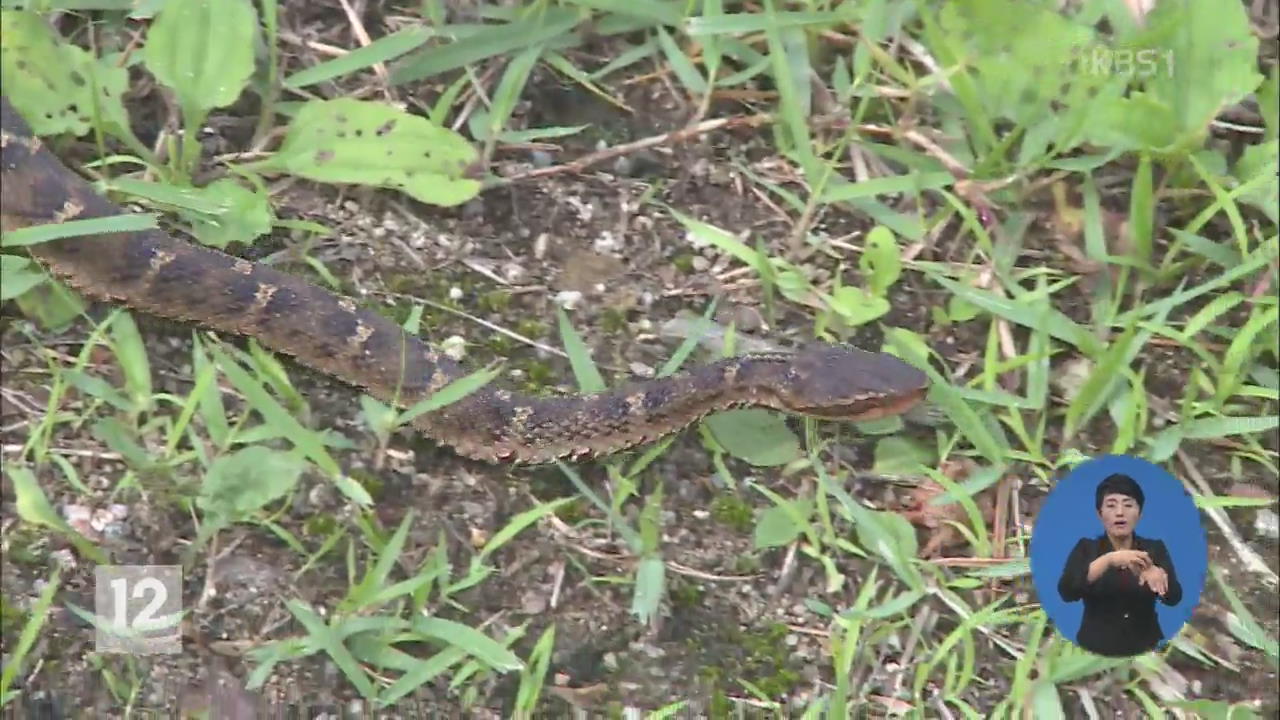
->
[776,342,930,421]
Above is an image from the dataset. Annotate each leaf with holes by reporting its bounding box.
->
[860,225,903,297]
[0,10,136,145]
[251,99,481,207]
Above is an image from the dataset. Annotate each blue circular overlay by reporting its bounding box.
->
[1029,454,1208,656]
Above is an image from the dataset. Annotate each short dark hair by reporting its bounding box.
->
[1095,473,1144,511]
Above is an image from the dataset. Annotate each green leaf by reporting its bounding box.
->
[284,26,434,90]
[1135,0,1263,144]
[1178,415,1279,440]
[1,215,159,248]
[477,497,576,562]
[390,7,582,86]
[181,178,274,250]
[1063,321,1143,439]
[931,0,1096,129]
[655,25,706,95]
[870,436,933,476]
[197,446,304,521]
[11,279,84,331]
[859,226,903,297]
[631,555,666,625]
[0,565,61,702]
[1234,140,1279,224]
[703,409,800,466]
[143,0,257,116]
[828,285,890,326]
[925,270,1100,355]
[754,500,812,549]
[557,307,605,393]
[9,465,106,562]
[0,255,46,301]
[821,172,955,203]
[1128,153,1154,269]
[887,327,1009,465]
[251,98,481,207]
[396,362,501,424]
[206,343,347,485]
[0,10,138,147]
[1258,62,1279,142]
[283,601,377,698]
[411,616,524,672]
[486,44,543,143]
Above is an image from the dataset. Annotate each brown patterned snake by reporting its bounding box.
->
[0,96,930,464]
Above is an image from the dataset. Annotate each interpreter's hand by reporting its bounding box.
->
[1139,565,1169,596]
[1108,549,1151,574]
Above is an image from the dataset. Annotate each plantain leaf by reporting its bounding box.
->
[251,99,481,207]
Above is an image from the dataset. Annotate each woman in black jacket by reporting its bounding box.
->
[1057,473,1183,657]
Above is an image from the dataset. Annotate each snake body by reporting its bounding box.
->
[0,96,929,464]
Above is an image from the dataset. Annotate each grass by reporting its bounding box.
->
[1,0,1277,716]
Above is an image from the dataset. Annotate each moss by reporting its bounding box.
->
[348,467,384,501]
[672,252,697,273]
[304,514,338,537]
[479,290,512,313]
[485,333,516,356]
[515,318,548,340]
[4,526,45,565]
[670,578,706,609]
[600,307,628,334]
[707,688,732,717]
[523,360,557,390]
[692,622,802,705]
[736,622,800,698]
[552,497,591,526]
[729,554,761,575]
[710,494,754,533]
[0,594,25,637]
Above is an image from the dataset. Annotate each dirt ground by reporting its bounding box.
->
[2,6,1278,718]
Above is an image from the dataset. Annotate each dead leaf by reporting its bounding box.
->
[896,460,995,558]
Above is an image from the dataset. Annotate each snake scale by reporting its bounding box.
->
[0,95,929,464]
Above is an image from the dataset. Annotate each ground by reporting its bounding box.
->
[1,2,1278,718]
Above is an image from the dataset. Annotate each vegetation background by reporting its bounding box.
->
[1,0,1276,716]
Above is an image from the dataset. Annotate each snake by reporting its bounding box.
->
[0,95,930,464]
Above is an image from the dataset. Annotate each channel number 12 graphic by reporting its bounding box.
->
[94,565,184,654]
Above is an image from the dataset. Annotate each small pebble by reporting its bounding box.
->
[629,362,655,378]
[90,508,116,533]
[501,262,526,283]
[593,231,620,254]
[1254,508,1278,541]
[554,290,583,310]
[612,156,634,176]
[1053,356,1093,402]
[441,335,467,361]
[462,198,484,219]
